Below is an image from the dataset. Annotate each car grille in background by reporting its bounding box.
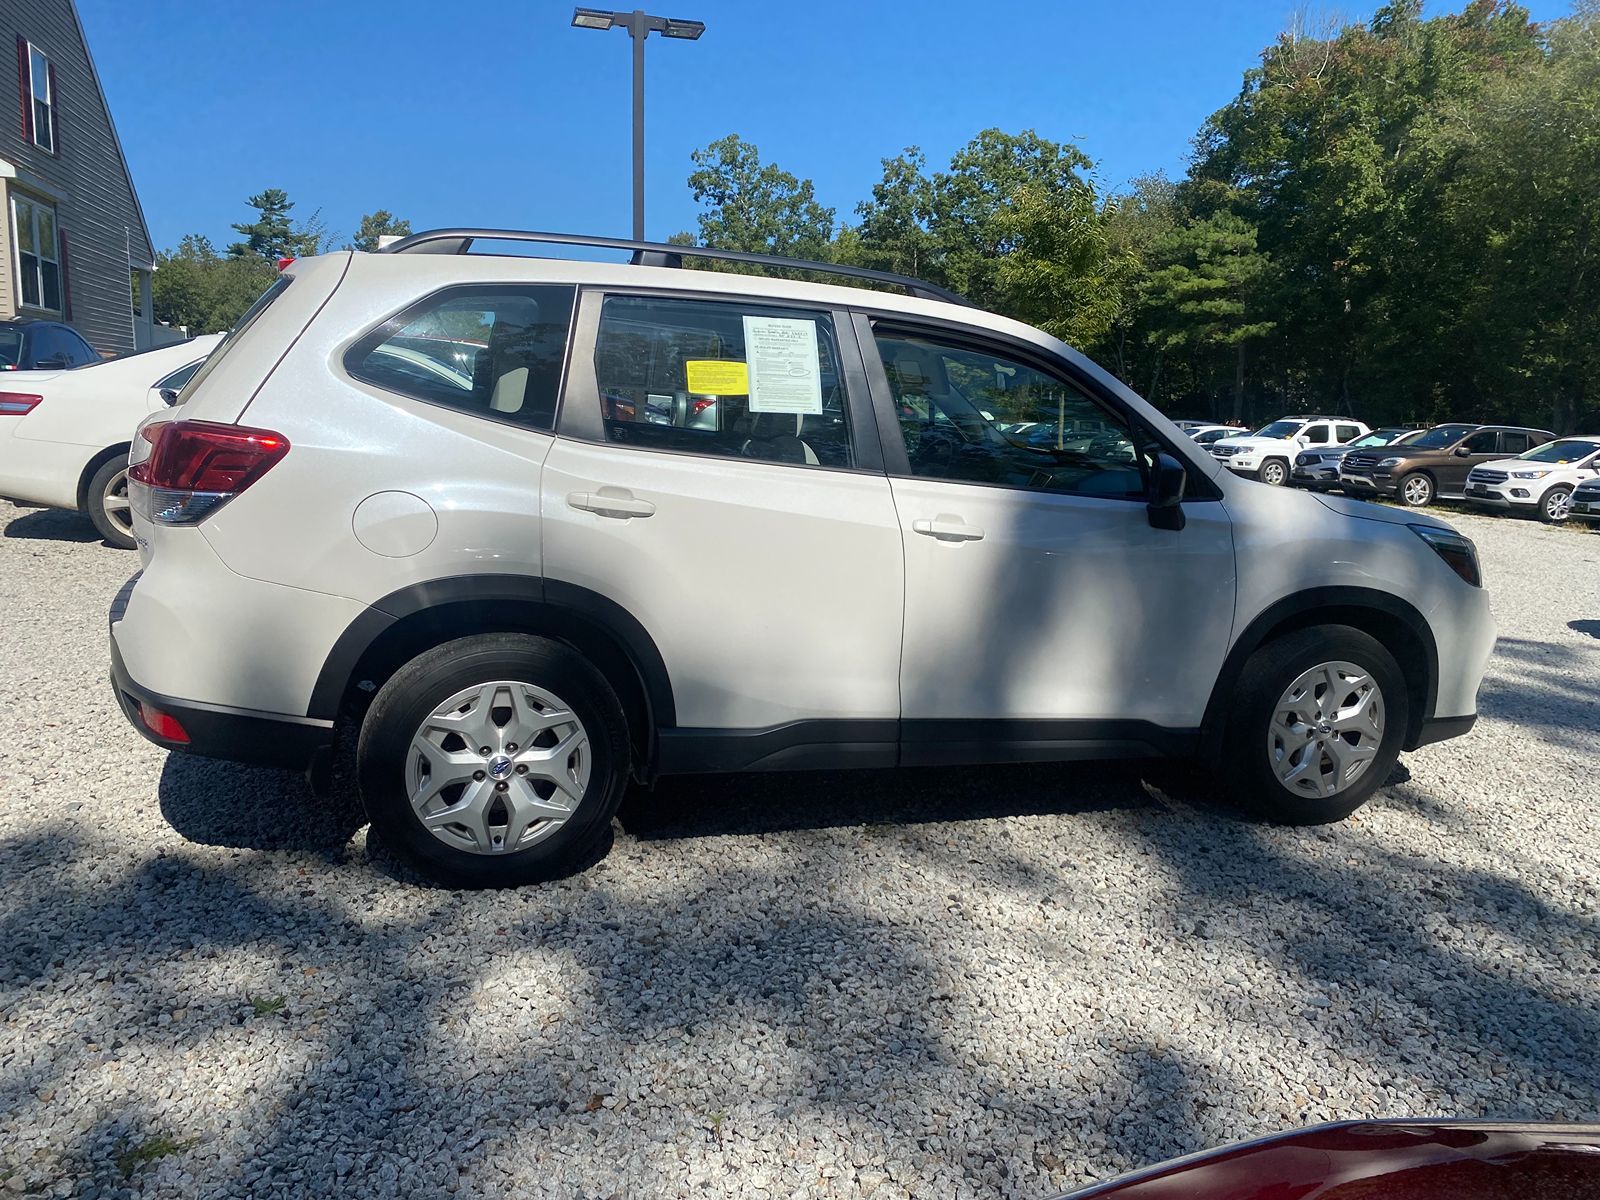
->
[1469,469,1508,485]
[1212,446,1240,457]
[1342,454,1381,474]
[1296,452,1325,466]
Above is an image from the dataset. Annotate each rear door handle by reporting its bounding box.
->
[568,491,656,520]
[912,517,984,542]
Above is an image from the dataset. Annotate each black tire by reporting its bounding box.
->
[1259,459,1289,487]
[1218,625,1407,825]
[1397,471,1434,507]
[357,633,630,887]
[86,455,136,549]
[1539,485,1573,524]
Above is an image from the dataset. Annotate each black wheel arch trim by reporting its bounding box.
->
[307,576,677,734]
[1201,586,1440,756]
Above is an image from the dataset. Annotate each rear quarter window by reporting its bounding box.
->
[345,285,577,431]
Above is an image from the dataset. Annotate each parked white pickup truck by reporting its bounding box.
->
[1210,415,1371,486]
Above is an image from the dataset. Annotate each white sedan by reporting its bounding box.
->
[0,334,222,548]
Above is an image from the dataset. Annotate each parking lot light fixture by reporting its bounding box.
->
[570,8,706,240]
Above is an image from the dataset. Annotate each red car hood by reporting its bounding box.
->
[1052,1120,1600,1199]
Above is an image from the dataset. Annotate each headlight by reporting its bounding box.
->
[1511,469,1550,479]
[1377,457,1403,468]
[1411,524,1482,587]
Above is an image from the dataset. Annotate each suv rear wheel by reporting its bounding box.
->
[1259,459,1289,487]
[1220,625,1406,825]
[357,633,630,887]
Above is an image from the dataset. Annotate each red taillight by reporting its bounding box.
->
[277,256,296,272]
[127,420,289,524]
[0,391,43,415]
[139,704,190,743]
[690,398,716,416]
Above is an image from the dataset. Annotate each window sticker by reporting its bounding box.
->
[742,316,823,415]
[684,359,749,395]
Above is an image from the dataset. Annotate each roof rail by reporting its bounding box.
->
[379,227,971,306]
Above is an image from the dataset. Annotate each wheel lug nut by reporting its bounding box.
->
[506,743,518,753]
[479,747,491,756]
[473,770,486,781]
[495,781,508,792]
[515,764,528,775]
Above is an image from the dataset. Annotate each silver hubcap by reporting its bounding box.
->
[406,680,590,855]
[102,468,133,534]
[1547,491,1571,520]
[1268,660,1385,799]
[1403,477,1430,504]
[1263,463,1285,485]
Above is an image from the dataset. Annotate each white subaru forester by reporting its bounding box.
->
[110,230,1496,887]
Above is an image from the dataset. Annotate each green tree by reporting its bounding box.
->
[153,233,277,333]
[351,210,413,252]
[1140,213,1276,419]
[679,135,836,263]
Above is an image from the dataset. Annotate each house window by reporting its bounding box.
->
[28,44,54,152]
[13,195,62,312]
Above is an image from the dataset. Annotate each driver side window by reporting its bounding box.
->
[873,328,1146,500]
[1462,430,1500,454]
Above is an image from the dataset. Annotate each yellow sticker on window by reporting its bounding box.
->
[684,359,749,394]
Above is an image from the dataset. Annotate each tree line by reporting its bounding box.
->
[151,192,410,335]
[674,0,1599,433]
[151,0,1596,433]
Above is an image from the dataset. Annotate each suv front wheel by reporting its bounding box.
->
[1258,459,1289,487]
[1220,625,1406,825]
[357,633,630,887]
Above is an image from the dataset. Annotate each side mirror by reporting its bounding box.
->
[1147,453,1187,531]
[37,357,68,370]
[159,388,181,406]
[1454,446,1473,457]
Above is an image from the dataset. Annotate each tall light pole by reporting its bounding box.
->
[571,8,705,241]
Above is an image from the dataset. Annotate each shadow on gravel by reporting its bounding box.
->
[1477,636,1600,752]
[0,505,101,544]
[1570,619,1600,640]
[157,754,366,855]
[619,760,1155,840]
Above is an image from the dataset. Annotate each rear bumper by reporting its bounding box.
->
[109,583,334,771]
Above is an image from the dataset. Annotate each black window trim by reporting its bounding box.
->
[855,310,1223,504]
[554,284,887,477]
[340,281,579,437]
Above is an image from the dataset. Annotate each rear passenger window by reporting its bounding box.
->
[592,296,853,469]
[346,285,576,431]
[1500,432,1533,454]
[1336,424,1361,443]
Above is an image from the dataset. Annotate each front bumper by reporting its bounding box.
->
[1570,493,1600,522]
[109,574,334,770]
[1291,466,1340,488]
[1338,472,1396,495]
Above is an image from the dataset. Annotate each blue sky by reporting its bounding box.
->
[82,0,1573,252]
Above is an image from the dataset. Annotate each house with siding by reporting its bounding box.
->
[1,0,156,357]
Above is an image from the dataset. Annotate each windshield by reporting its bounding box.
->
[1519,438,1600,464]
[0,330,20,368]
[1252,419,1301,439]
[1407,423,1479,449]
[1349,428,1409,448]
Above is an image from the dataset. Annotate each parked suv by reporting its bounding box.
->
[1461,437,1600,523]
[109,230,1496,887]
[1210,416,1370,486]
[1340,423,1555,506]
[1291,427,1423,491]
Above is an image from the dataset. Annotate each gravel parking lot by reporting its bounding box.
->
[2,500,1598,1200]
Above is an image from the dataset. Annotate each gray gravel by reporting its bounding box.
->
[2,499,1598,1200]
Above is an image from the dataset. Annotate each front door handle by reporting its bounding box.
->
[912,517,984,542]
[568,490,656,520]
